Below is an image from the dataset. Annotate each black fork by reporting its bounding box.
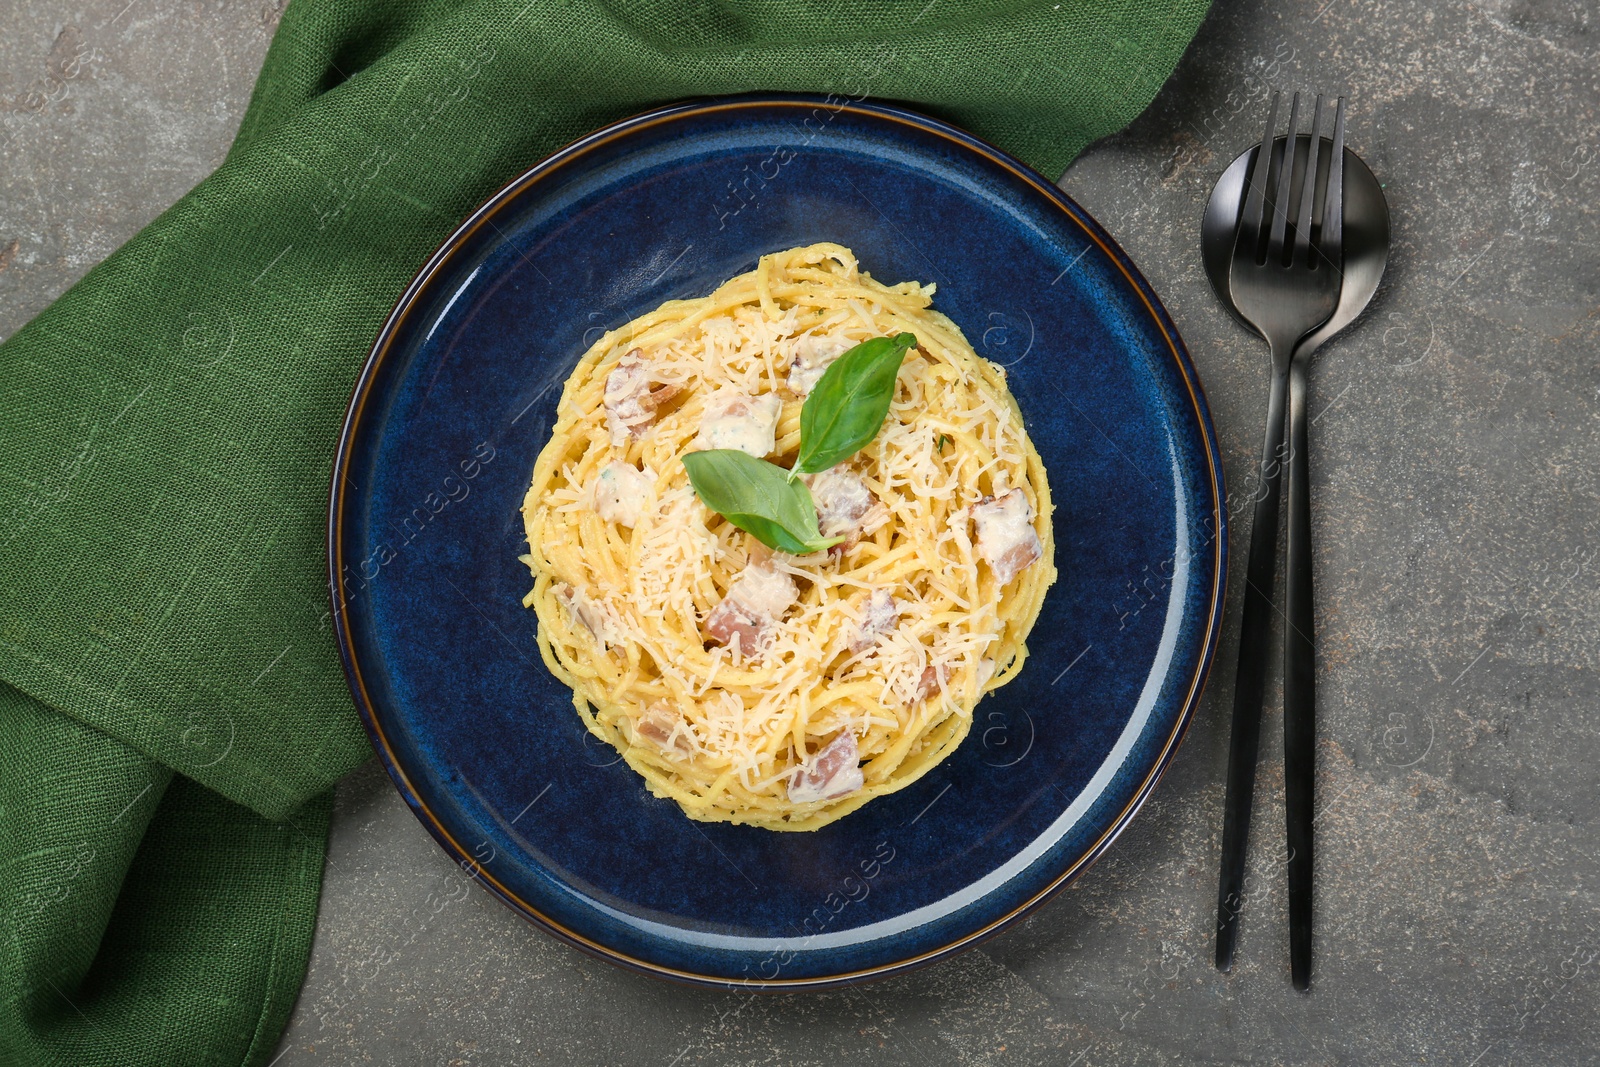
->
[1215,91,1345,989]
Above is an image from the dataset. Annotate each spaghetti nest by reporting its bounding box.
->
[520,243,1054,830]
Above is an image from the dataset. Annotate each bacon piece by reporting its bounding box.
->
[911,663,946,704]
[787,730,864,803]
[693,390,782,458]
[786,333,856,397]
[702,560,798,657]
[591,461,653,527]
[703,598,765,655]
[850,588,900,654]
[908,659,993,705]
[968,488,1043,586]
[553,582,617,646]
[604,348,682,446]
[803,466,882,549]
[634,702,695,757]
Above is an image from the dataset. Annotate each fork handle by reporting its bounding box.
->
[1214,360,1289,971]
[1284,357,1316,991]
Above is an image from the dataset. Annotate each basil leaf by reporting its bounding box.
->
[682,449,843,555]
[795,333,917,474]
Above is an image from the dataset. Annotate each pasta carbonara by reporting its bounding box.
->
[520,243,1054,830]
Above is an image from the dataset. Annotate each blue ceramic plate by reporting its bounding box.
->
[330,95,1225,989]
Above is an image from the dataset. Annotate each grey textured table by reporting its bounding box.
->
[5,0,1598,1063]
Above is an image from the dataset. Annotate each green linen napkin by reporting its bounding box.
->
[0,0,1209,1061]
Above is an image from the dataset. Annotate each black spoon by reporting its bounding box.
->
[1202,121,1390,983]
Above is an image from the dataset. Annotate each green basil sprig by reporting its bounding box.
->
[795,333,917,475]
[682,332,917,553]
[681,449,843,555]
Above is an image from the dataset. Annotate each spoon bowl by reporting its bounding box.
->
[1202,135,1390,357]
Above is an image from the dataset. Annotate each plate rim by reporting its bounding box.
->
[327,92,1228,991]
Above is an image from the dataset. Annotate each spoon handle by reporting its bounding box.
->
[1215,360,1289,971]
[1284,358,1316,991]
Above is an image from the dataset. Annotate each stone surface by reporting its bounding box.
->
[4,0,1598,1064]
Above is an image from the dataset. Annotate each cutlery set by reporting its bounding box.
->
[1202,92,1391,990]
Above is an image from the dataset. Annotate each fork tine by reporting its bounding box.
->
[1236,91,1280,260]
[1320,96,1347,272]
[1293,95,1325,268]
[1268,92,1302,263]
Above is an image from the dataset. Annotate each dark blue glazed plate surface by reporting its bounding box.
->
[330,95,1225,989]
